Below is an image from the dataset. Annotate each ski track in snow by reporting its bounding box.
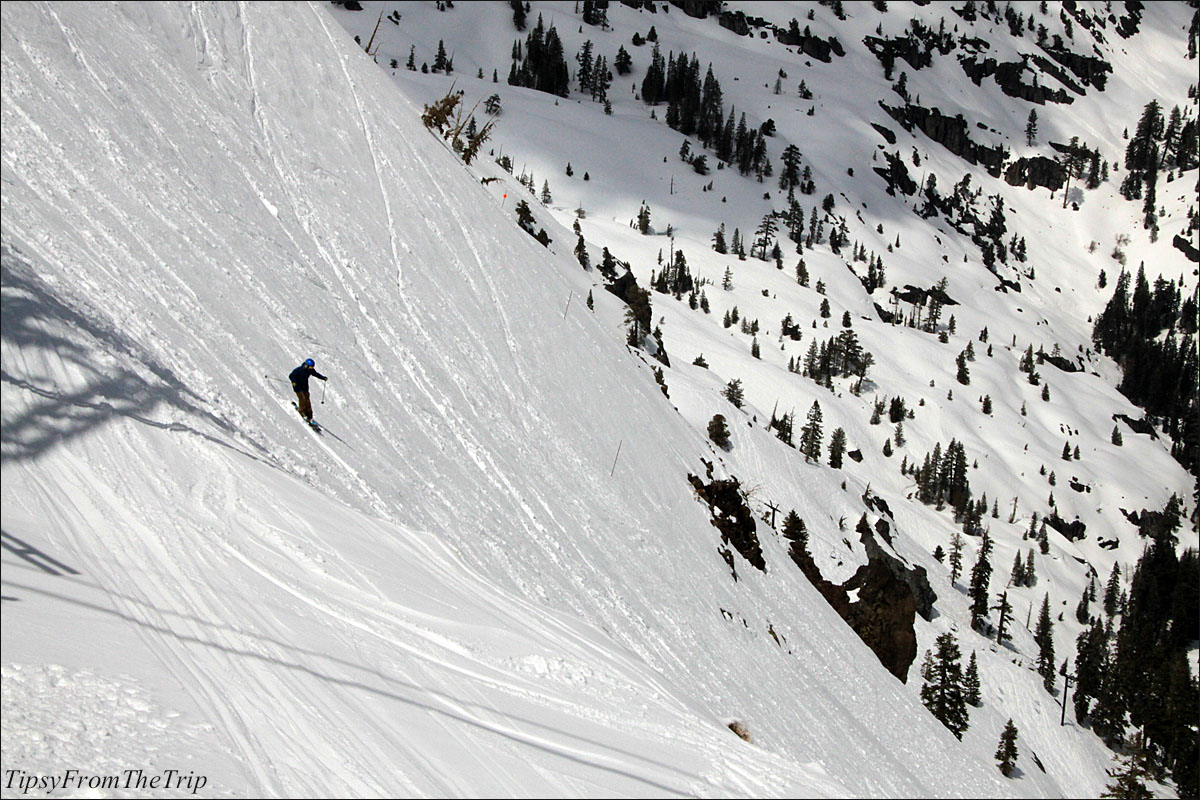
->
[7,1,1193,797]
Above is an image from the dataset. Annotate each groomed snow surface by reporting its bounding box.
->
[1,2,1193,798]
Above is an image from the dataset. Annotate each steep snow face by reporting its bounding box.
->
[329,1,1198,796]
[0,3,1043,797]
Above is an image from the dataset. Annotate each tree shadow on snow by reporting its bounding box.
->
[0,245,267,465]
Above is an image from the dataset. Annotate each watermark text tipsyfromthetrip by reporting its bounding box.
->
[4,768,207,795]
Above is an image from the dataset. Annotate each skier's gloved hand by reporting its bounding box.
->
[320,376,328,381]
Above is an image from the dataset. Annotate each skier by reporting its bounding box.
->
[289,358,327,424]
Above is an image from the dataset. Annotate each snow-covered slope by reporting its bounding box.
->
[328,0,1197,795]
[0,2,1097,796]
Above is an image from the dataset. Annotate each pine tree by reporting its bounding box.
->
[1111,425,1123,446]
[969,533,994,632]
[1024,549,1036,586]
[782,510,808,565]
[1025,110,1039,146]
[1011,552,1026,587]
[1074,619,1108,722]
[514,198,536,233]
[574,234,589,269]
[614,45,632,76]
[799,401,823,462]
[637,203,652,234]
[1035,593,1057,691]
[995,719,1020,777]
[956,351,970,385]
[1100,734,1154,799]
[1103,564,1121,617]
[993,590,1014,645]
[713,223,727,253]
[828,427,847,468]
[708,414,731,449]
[1076,585,1091,623]
[723,378,744,408]
[964,650,982,706]
[949,530,965,586]
[920,632,970,739]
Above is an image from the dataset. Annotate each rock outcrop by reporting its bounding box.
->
[688,470,765,575]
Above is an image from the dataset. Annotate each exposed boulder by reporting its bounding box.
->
[668,0,722,19]
[892,283,959,308]
[1113,413,1158,439]
[1045,513,1087,542]
[792,539,920,683]
[775,23,843,62]
[864,35,933,71]
[882,103,1007,177]
[874,150,918,197]
[1028,53,1087,95]
[870,123,897,145]
[718,10,752,36]
[1005,155,1066,192]
[1130,505,1182,543]
[790,494,935,683]
[959,56,1074,105]
[1173,234,1200,263]
[688,472,765,574]
[1114,0,1144,38]
[1037,351,1081,373]
[1037,43,1112,90]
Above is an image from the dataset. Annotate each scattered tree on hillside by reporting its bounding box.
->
[995,719,1020,777]
[708,414,731,449]
[799,401,823,462]
[920,632,970,739]
[964,650,982,706]
[723,378,744,408]
[1035,593,1057,691]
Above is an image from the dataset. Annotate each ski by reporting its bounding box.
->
[291,402,322,432]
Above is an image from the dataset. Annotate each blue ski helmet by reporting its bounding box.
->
[304,358,315,367]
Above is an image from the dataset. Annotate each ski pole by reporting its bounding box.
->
[264,374,288,385]
[320,379,327,405]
